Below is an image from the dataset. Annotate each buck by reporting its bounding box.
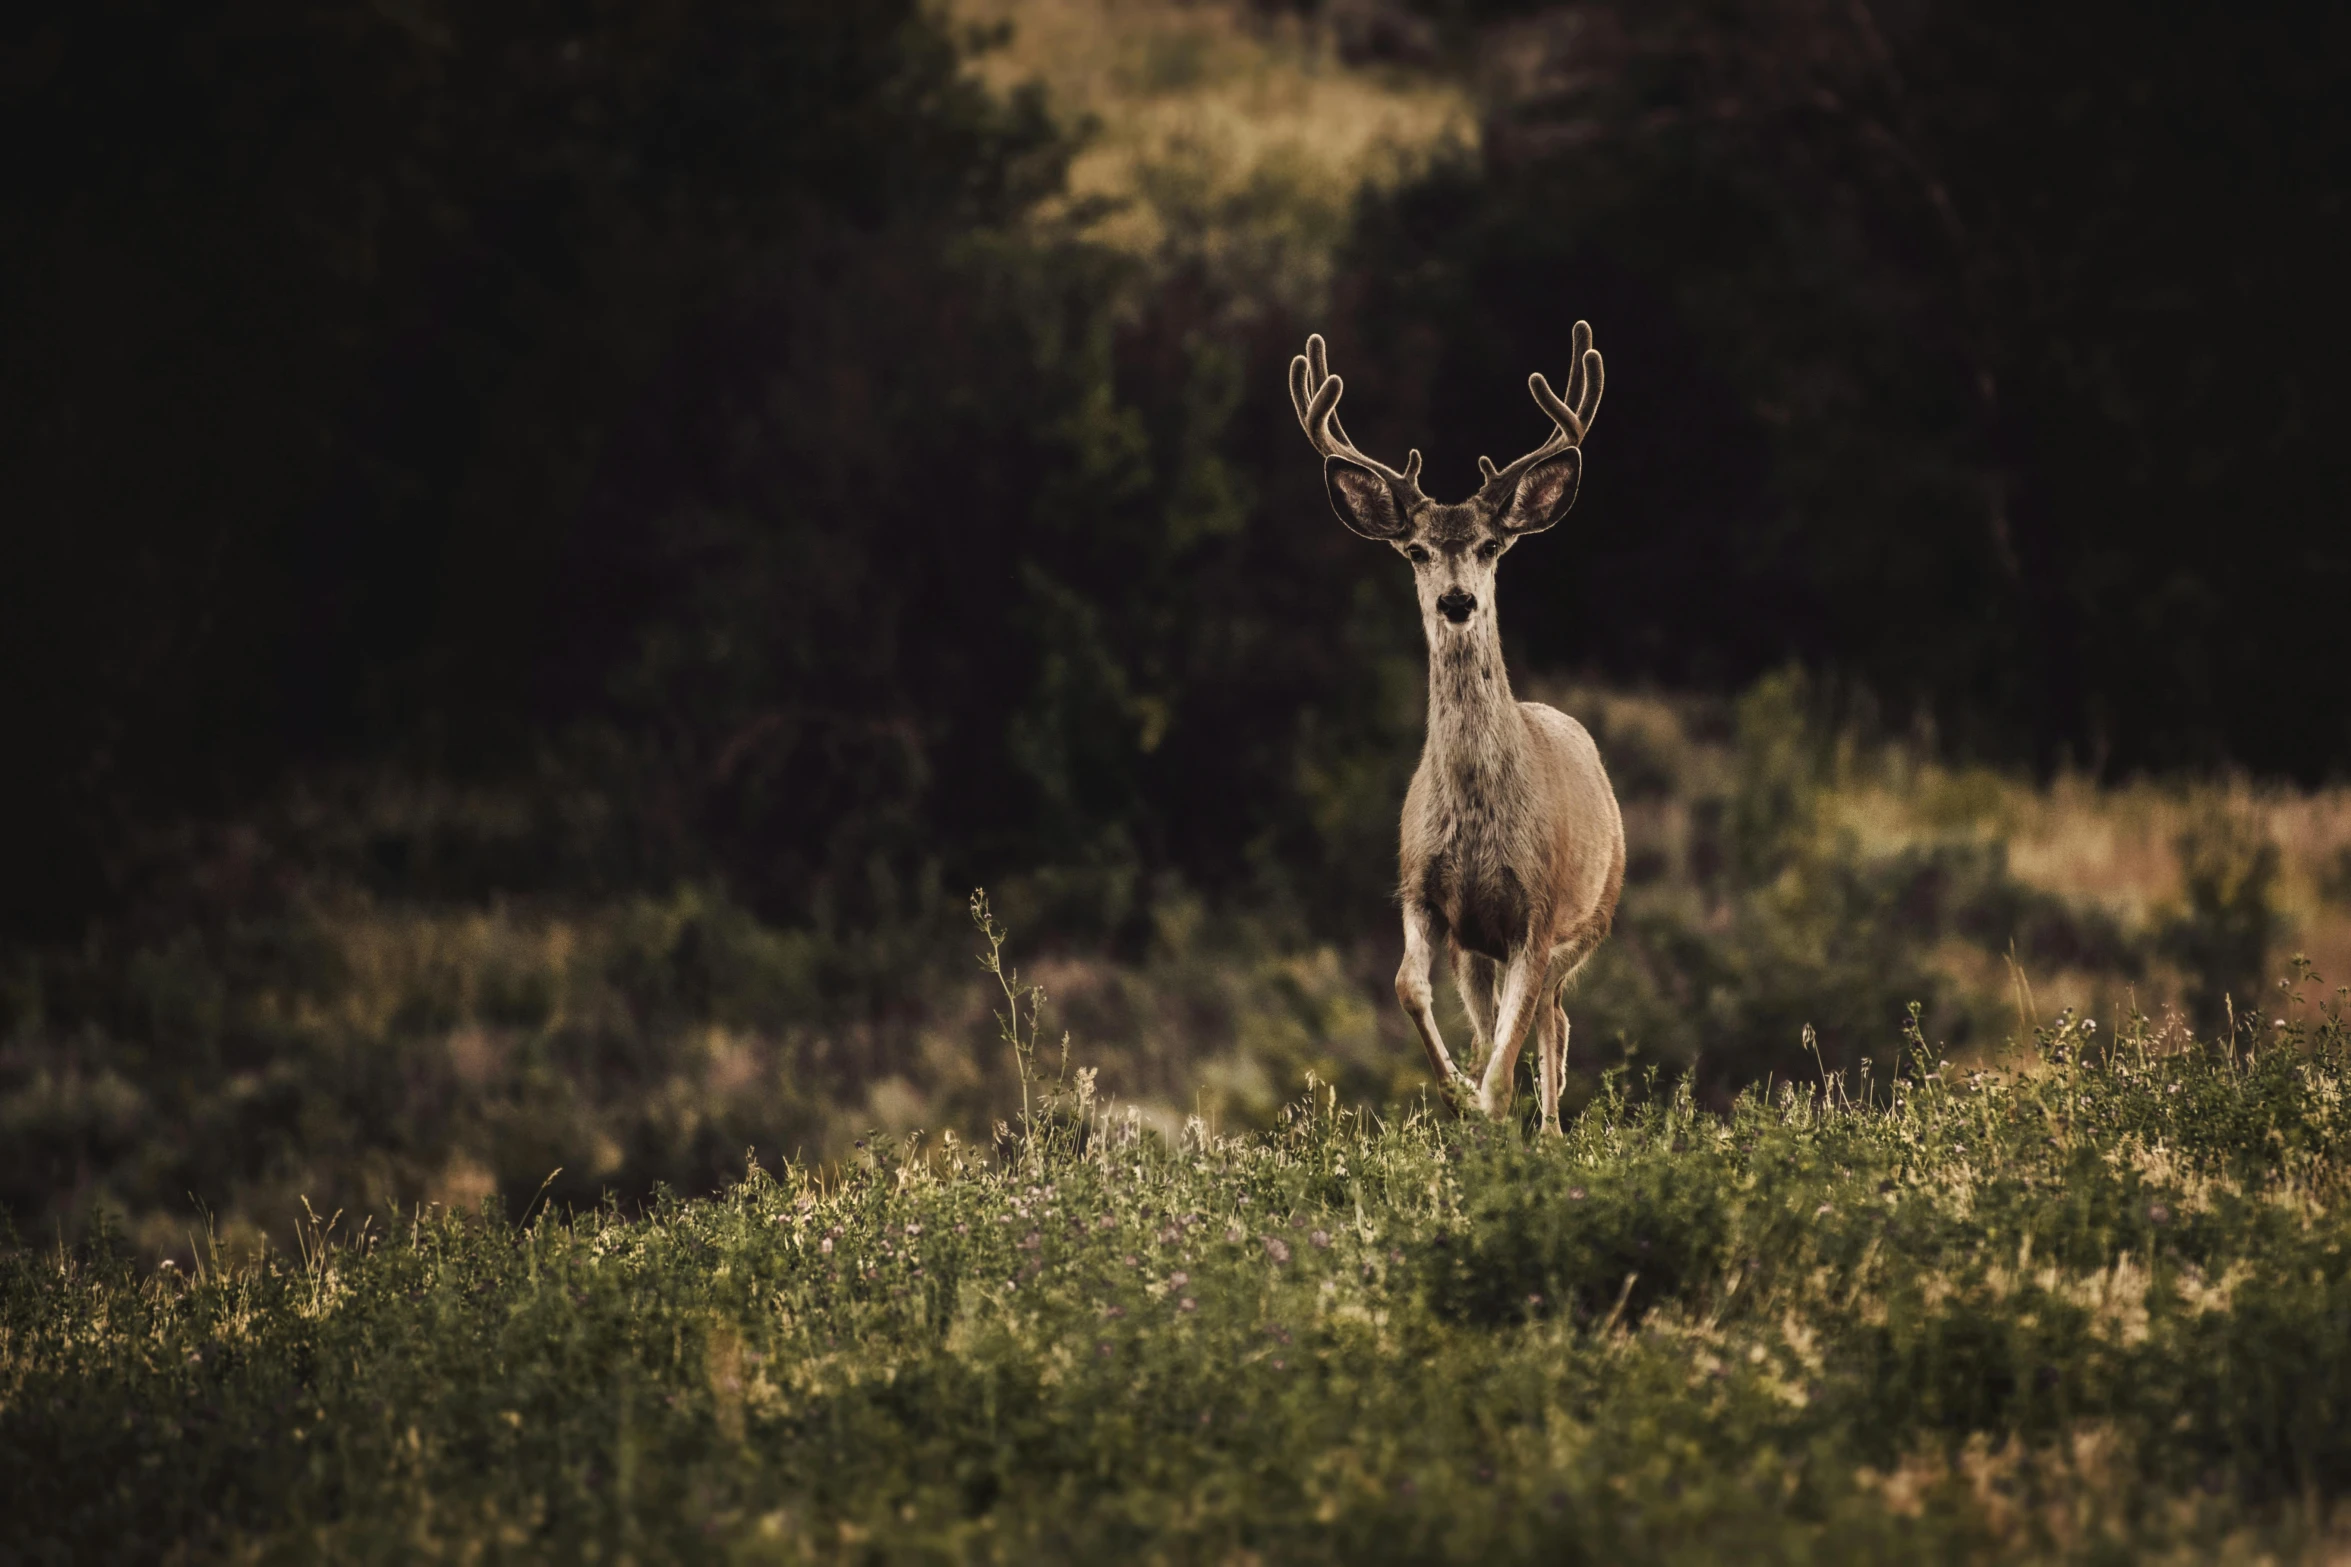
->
[1289,324,1625,1131]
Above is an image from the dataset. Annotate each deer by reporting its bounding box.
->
[1289,323,1625,1132]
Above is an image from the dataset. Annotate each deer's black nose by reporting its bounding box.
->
[1438,588,1475,623]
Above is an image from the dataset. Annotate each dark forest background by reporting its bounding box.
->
[4,0,2350,1247]
[9,0,2346,946]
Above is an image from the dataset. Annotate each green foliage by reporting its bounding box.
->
[9,995,2351,1559]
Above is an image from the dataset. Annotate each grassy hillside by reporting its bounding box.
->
[8,942,2351,1561]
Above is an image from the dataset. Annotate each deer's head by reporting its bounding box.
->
[1289,324,1603,637]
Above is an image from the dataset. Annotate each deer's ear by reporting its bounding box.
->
[1326,455,1409,540]
[1498,448,1581,535]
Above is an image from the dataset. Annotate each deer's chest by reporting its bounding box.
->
[1414,774,1534,961]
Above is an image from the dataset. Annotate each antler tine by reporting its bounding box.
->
[1290,334,1425,493]
[1287,345,1317,431]
[1303,334,1369,454]
[1563,318,1597,425]
[1479,320,1605,495]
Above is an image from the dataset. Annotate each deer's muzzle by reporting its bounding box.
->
[1437,588,1476,624]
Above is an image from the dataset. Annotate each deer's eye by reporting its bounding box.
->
[1405,545,1430,564]
[1477,539,1503,560]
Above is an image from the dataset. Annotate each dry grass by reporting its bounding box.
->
[1546,678,2351,1056]
[1843,767,2351,1030]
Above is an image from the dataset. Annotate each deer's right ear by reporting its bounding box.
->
[1325,455,1410,540]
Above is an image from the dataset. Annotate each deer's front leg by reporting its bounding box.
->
[1396,904,1470,1103]
[1450,947,1500,1077]
[1475,948,1546,1120]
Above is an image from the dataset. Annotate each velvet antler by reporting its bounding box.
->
[1475,320,1604,531]
[1289,335,1427,536]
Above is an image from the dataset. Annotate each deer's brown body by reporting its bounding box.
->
[1290,325,1625,1128]
[1398,585,1624,1126]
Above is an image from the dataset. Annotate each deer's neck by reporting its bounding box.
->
[1422,612,1527,797]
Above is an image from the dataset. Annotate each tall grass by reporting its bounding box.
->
[8,915,2351,1560]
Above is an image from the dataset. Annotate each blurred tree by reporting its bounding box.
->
[1349,0,2350,774]
[0,0,1417,944]
[3,0,1071,930]
[9,0,2343,952]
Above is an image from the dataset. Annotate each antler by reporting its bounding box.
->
[1289,334,1426,498]
[1476,319,1604,497]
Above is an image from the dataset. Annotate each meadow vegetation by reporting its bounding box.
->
[8,675,2343,1265]
[8,908,2351,1561]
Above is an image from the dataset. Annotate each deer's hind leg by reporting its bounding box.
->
[1450,946,1501,1077]
[1537,926,1604,1135]
[1536,991,1570,1136]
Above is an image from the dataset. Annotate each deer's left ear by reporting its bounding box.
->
[1497,448,1581,535]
